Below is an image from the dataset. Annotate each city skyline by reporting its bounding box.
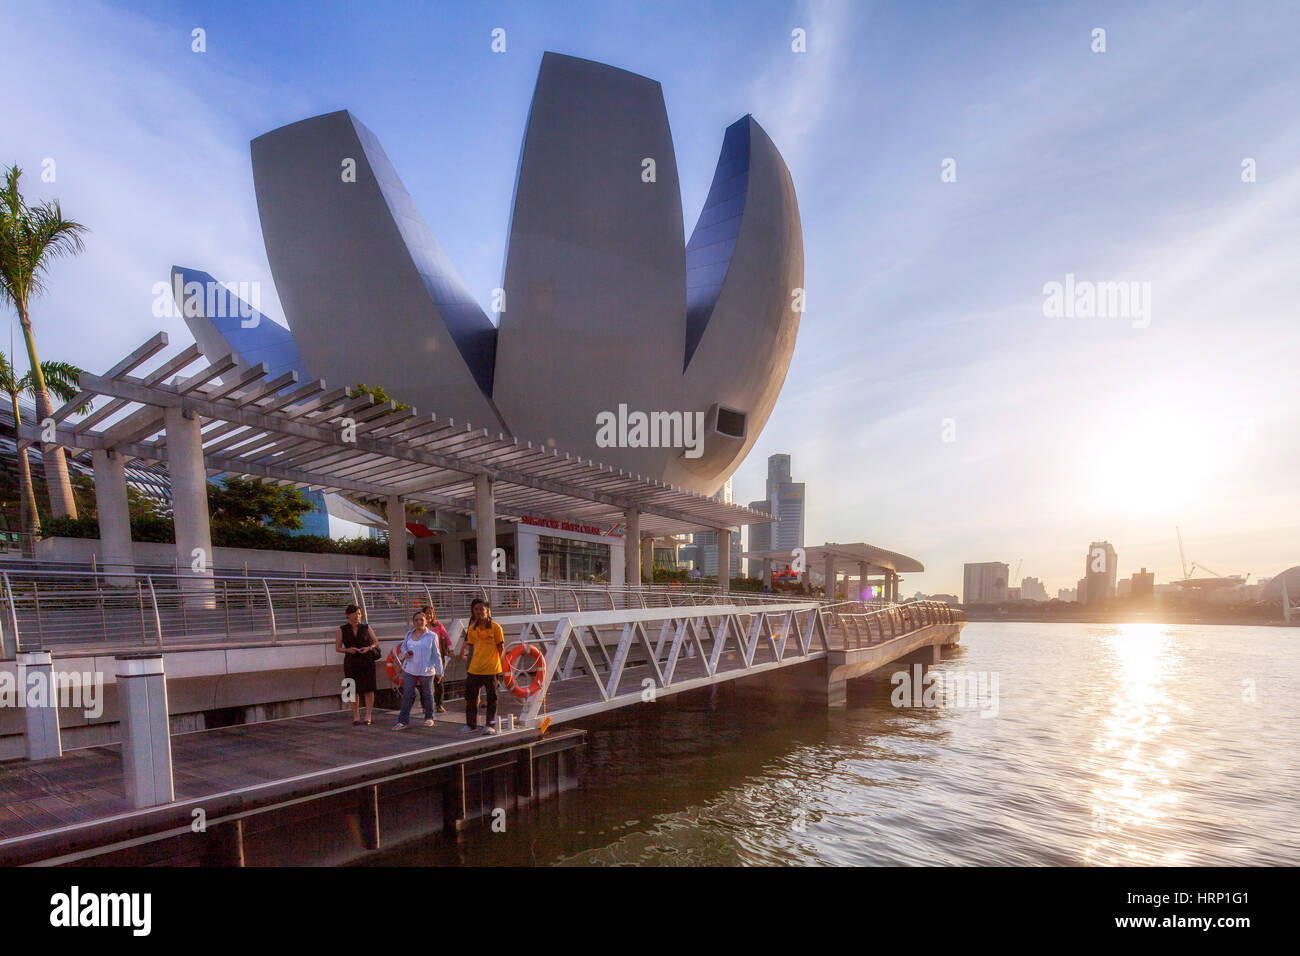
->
[3,0,1297,596]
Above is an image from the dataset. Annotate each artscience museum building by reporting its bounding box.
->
[178,51,804,579]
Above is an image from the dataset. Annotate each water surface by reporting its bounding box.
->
[364,622,1300,866]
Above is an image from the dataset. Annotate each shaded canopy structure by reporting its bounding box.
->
[741,542,925,602]
[20,332,772,593]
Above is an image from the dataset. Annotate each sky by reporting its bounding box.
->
[1,0,1297,596]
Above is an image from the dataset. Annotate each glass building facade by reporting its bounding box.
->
[538,534,610,583]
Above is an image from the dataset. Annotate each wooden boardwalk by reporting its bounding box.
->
[0,706,542,846]
[0,611,963,863]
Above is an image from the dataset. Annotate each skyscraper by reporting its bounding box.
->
[1083,541,1118,605]
[1020,576,1049,602]
[765,454,805,551]
[691,479,741,579]
[963,562,1009,604]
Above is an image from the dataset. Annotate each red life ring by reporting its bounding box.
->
[501,643,546,699]
[385,646,403,690]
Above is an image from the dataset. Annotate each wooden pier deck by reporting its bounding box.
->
[0,604,963,865]
[0,706,584,865]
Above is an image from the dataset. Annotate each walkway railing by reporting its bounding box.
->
[0,567,799,656]
[443,599,831,724]
[820,599,966,649]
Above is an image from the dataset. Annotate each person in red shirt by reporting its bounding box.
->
[421,604,453,714]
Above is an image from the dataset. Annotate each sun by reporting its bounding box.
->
[1083,421,1215,518]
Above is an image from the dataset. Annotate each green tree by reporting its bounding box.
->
[207,476,312,531]
[0,353,88,552]
[0,165,88,520]
[350,382,411,412]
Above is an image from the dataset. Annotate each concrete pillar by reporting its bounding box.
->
[359,784,380,850]
[474,474,496,584]
[640,535,654,584]
[93,449,134,586]
[718,530,731,593]
[624,508,640,587]
[19,651,62,759]
[200,819,246,866]
[116,654,174,808]
[386,494,406,576]
[859,562,870,602]
[824,553,836,600]
[826,676,847,708]
[164,406,214,609]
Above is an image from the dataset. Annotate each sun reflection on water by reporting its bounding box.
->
[1085,622,1186,864]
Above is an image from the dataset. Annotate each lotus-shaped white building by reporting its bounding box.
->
[241,52,802,496]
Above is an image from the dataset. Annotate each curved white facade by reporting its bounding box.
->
[493,53,687,468]
[251,110,504,429]
[248,55,803,495]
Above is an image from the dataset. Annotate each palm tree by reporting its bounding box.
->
[0,355,88,553]
[0,164,87,519]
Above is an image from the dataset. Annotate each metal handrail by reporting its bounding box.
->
[0,565,799,654]
[818,598,966,650]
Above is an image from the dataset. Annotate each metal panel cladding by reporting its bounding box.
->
[493,53,687,467]
[251,110,503,428]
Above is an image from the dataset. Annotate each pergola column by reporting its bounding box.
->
[386,494,406,576]
[474,474,496,584]
[164,405,214,609]
[624,508,640,587]
[640,535,654,584]
[762,557,772,588]
[93,448,134,586]
[858,561,870,602]
[824,553,836,601]
[19,651,61,759]
[718,529,730,593]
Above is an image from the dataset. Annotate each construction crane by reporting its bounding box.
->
[1174,527,1249,590]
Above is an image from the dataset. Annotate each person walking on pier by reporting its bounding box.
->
[421,604,453,714]
[337,604,379,726]
[462,598,505,735]
[393,610,444,730]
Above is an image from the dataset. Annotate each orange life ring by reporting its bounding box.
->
[385,647,403,689]
[501,643,546,699]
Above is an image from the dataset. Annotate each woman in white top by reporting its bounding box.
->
[393,610,445,730]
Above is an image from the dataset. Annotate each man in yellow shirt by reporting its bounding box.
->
[462,598,505,735]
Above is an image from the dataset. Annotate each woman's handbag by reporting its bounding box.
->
[363,624,383,661]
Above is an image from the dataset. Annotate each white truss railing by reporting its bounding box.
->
[445,600,833,723]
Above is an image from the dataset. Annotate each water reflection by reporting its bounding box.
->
[1085,622,1185,864]
[358,623,1294,866]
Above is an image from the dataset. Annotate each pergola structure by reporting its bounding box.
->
[742,542,925,602]
[19,332,771,601]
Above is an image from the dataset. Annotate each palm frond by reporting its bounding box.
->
[0,164,88,308]
[0,351,16,394]
[35,359,89,410]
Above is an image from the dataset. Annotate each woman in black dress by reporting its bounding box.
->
[336,603,379,725]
